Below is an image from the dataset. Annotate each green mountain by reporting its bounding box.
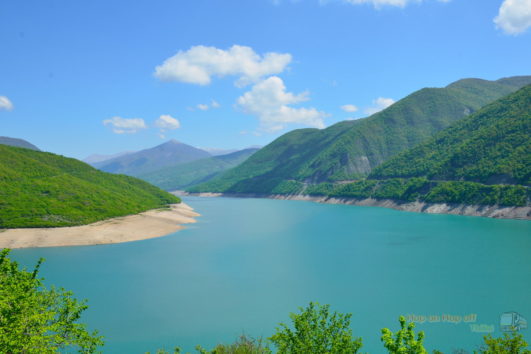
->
[0,136,40,151]
[306,85,531,207]
[93,139,211,176]
[370,85,531,186]
[139,148,259,191]
[0,145,180,228]
[189,76,531,194]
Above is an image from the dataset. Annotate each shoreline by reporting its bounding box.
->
[0,203,200,249]
[180,192,530,220]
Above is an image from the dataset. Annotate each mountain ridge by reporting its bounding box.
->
[94,140,211,176]
[190,75,531,194]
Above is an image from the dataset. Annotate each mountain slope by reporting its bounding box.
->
[190,76,531,194]
[94,140,211,176]
[0,145,180,228]
[307,85,531,208]
[0,136,40,151]
[139,148,259,191]
[370,85,531,186]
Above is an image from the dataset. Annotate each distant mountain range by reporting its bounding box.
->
[0,136,40,151]
[139,148,259,191]
[83,151,135,164]
[0,144,180,228]
[189,76,531,196]
[93,140,211,176]
[89,140,260,189]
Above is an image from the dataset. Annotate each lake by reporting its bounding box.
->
[10,197,531,353]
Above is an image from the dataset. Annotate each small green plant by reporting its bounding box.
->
[268,301,362,353]
[381,316,427,353]
[475,331,530,353]
[0,248,103,353]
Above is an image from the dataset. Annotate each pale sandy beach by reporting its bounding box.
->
[0,203,199,249]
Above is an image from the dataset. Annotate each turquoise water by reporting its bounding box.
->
[10,197,531,353]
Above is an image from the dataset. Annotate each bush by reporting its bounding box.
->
[269,302,362,353]
[0,249,103,353]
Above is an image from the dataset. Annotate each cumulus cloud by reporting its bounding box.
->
[494,0,531,35]
[237,76,328,131]
[155,114,180,130]
[364,97,396,115]
[0,96,14,111]
[197,104,209,111]
[103,117,147,134]
[341,104,358,113]
[154,45,292,87]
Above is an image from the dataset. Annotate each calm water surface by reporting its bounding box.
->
[10,197,531,353]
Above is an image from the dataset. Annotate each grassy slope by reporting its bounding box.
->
[138,148,259,191]
[308,85,531,207]
[0,145,180,228]
[190,76,531,194]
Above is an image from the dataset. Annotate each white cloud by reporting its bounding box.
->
[237,76,328,132]
[0,96,14,111]
[196,100,221,111]
[155,114,180,131]
[494,0,531,35]
[154,45,292,87]
[103,117,147,134]
[341,104,358,113]
[364,97,395,115]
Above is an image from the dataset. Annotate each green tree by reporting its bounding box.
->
[475,331,530,353]
[0,249,103,353]
[381,316,427,353]
[268,302,362,353]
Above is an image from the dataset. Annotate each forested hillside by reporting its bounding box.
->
[233,85,530,208]
[190,76,531,194]
[0,145,180,228]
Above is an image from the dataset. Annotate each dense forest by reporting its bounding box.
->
[0,145,180,228]
[189,76,531,195]
[190,84,531,208]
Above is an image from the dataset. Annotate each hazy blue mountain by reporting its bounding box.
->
[83,151,135,165]
[0,136,40,151]
[139,148,259,191]
[94,140,211,176]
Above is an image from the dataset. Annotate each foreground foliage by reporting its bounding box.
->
[476,332,531,354]
[268,302,362,353]
[0,249,103,353]
[381,316,427,353]
[0,144,180,228]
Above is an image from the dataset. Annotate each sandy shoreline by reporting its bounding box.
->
[181,192,530,220]
[0,203,200,249]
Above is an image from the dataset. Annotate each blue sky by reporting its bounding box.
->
[1,0,530,159]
